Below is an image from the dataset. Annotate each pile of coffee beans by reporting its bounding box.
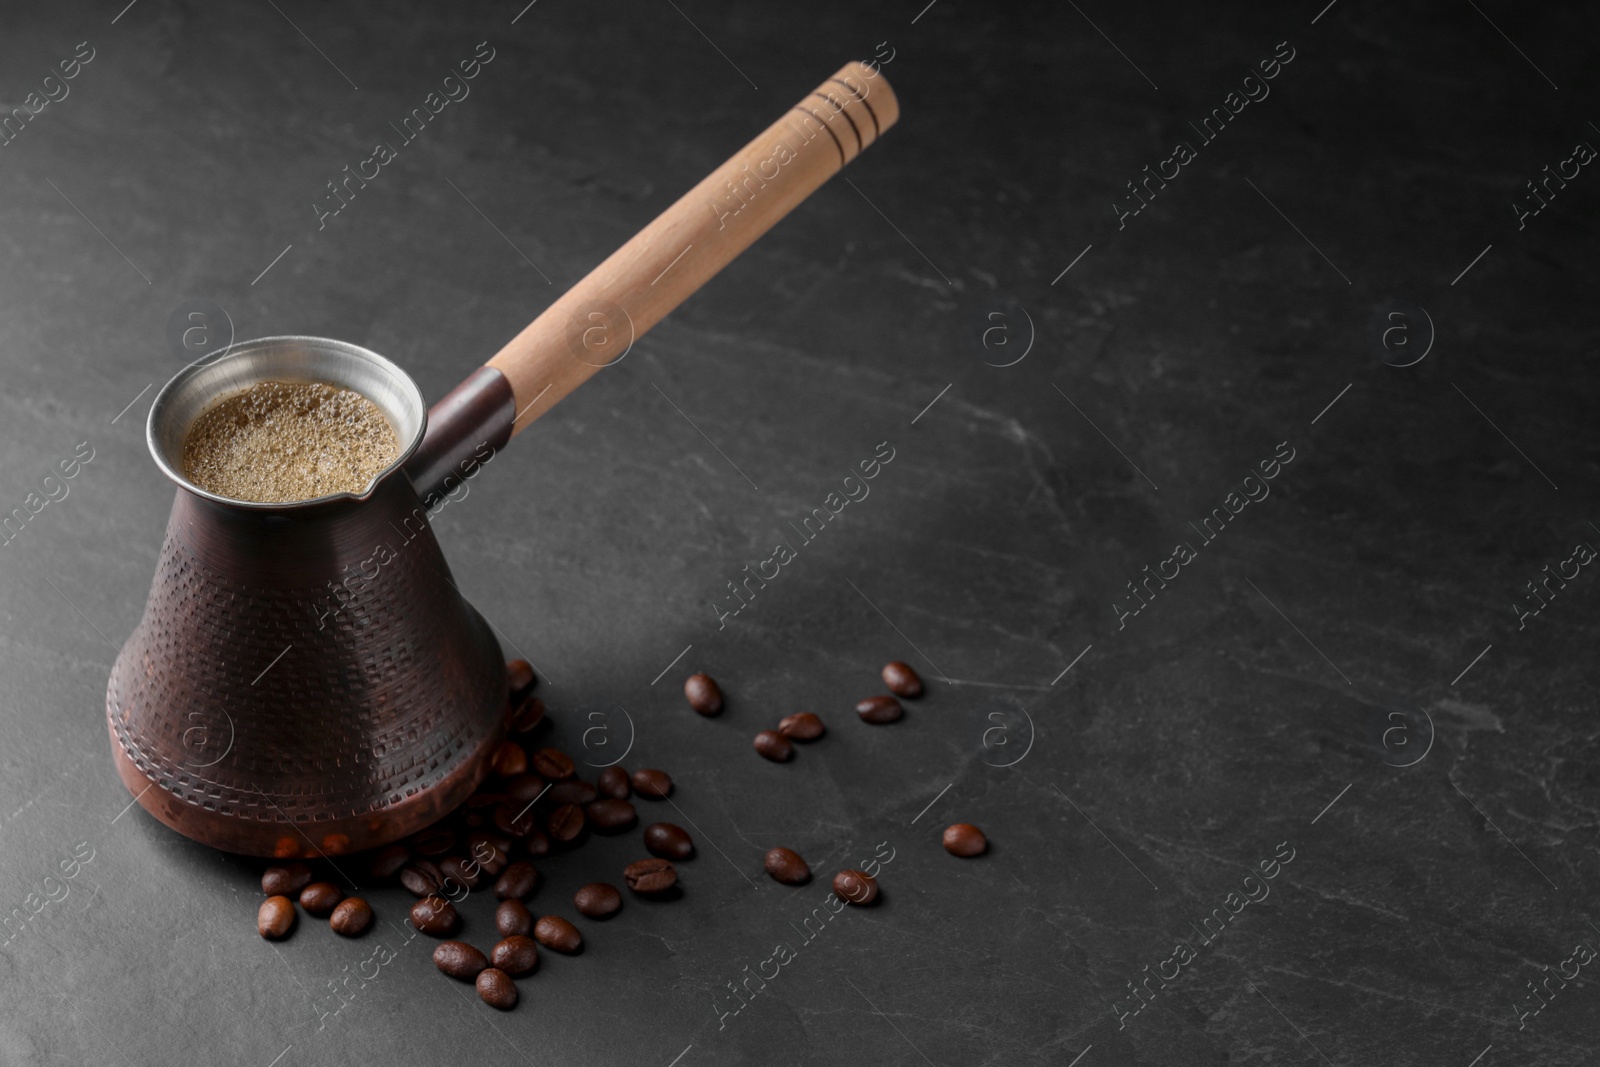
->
[255,860,374,941]
[255,656,990,1011]
[252,659,690,1011]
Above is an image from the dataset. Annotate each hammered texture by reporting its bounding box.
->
[106,480,507,855]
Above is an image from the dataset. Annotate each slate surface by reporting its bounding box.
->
[0,1,1597,1064]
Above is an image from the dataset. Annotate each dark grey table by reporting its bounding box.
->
[2,1,1596,1064]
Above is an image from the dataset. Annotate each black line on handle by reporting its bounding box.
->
[812,91,862,153]
[831,77,880,139]
[790,106,845,167]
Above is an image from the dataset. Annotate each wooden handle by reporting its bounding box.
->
[487,60,898,433]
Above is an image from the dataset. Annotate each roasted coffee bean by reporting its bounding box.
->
[510,695,545,734]
[881,660,923,698]
[753,730,794,762]
[942,823,988,857]
[493,800,538,839]
[597,766,631,799]
[476,967,518,1010]
[507,658,536,697]
[684,672,723,716]
[492,740,528,778]
[460,793,502,829]
[586,798,637,834]
[777,712,825,741]
[411,826,456,857]
[832,869,879,906]
[573,882,622,919]
[257,895,296,940]
[494,861,539,901]
[439,856,483,891]
[631,768,673,799]
[533,915,583,954]
[433,940,488,980]
[466,834,511,878]
[367,844,411,881]
[299,882,344,917]
[399,860,445,898]
[547,780,598,806]
[504,774,548,803]
[496,898,532,938]
[261,862,312,897]
[643,822,694,860]
[546,803,586,844]
[329,897,373,937]
[763,847,811,885]
[624,858,678,895]
[521,830,551,858]
[855,695,904,725]
[409,895,459,936]
[531,747,575,781]
[491,935,540,977]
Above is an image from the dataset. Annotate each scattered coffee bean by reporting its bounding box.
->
[439,856,482,891]
[832,869,879,906]
[466,834,510,878]
[257,895,296,940]
[763,847,811,885]
[777,713,825,741]
[261,862,312,897]
[476,967,518,1010]
[461,793,502,829]
[881,660,923,698]
[433,940,488,980]
[504,774,548,803]
[942,823,988,857]
[496,898,533,938]
[399,860,445,898]
[507,658,535,697]
[329,897,373,937]
[855,695,904,724]
[753,730,794,762]
[531,747,575,781]
[409,895,459,936]
[574,882,623,919]
[684,673,723,716]
[411,826,456,857]
[491,935,540,977]
[492,740,528,778]
[510,695,545,734]
[494,861,539,901]
[586,798,637,834]
[643,823,694,860]
[548,780,598,806]
[597,766,631,799]
[624,858,678,895]
[298,882,343,917]
[521,830,551,858]
[546,803,586,844]
[533,915,583,954]
[367,844,411,881]
[631,768,673,799]
[493,800,538,839]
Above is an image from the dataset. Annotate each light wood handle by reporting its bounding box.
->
[486,60,898,433]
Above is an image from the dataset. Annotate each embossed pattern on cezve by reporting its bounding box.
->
[107,489,506,840]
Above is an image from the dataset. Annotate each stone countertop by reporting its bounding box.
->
[0,1,1597,1064]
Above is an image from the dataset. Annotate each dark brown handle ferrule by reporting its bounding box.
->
[404,365,516,501]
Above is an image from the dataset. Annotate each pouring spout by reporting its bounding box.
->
[404,365,517,501]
